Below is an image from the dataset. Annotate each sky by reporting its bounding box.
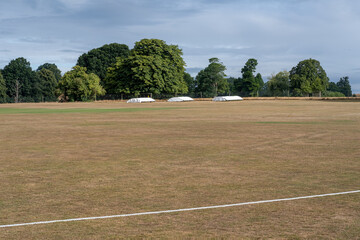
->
[1,0,360,93]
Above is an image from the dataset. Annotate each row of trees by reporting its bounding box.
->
[0,59,61,103]
[266,69,352,97]
[0,39,354,103]
[189,58,352,98]
[193,58,264,97]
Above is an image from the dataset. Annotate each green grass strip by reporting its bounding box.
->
[0,107,181,114]
[255,121,323,125]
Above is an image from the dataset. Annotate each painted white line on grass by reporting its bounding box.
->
[1,190,359,228]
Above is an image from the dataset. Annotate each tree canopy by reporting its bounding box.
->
[0,71,7,103]
[268,71,290,96]
[337,76,352,97]
[57,66,105,101]
[37,68,58,101]
[195,58,228,97]
[236,58,263,97]
[183,72,195,96]
[104,39,187,96]
[77,43,130,82]
[2,57,40,102]
[37,63,62,82]
[289,59,329,96]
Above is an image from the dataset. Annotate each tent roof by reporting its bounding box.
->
[127,98,156,103]
[168,96,194,102]
[213,96,243,101]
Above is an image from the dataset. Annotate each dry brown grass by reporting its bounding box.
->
[0,100,359,239]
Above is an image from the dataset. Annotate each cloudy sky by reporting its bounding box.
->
[1,0,360,92]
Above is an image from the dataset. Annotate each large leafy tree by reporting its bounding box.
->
[0,71,7,103]
[2,57,39,102]
[105,39,187,96]
[336,76,352,97]
[37,63,62,82]
[77,43,130,83]
[268,70,290,96]
[289,59,329,96]
[57,66,105,101]
[195,58,228,97]
[37,68,58,101]
[236,58,263,97]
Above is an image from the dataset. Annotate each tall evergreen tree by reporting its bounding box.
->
[236,58,262,97]
[336,76,352,97]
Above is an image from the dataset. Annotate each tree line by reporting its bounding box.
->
[0,39,353,103]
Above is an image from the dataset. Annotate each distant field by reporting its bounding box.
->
[0,100,359,239]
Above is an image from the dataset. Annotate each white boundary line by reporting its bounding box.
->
[1,190,359,228]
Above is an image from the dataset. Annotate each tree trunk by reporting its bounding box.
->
[15,79,20,103]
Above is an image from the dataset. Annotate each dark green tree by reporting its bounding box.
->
[255,73,264,96]
[37,63,62,82]
[105,39,187,96]
[227,77,237,95]
[195,58,228,97]
[57,66,105,101]
[268,71,290,96]
[37,68,58,101]
[289,59,329,97]
[2,57,39,102]
[77,43,130,83]
[327,82,340,92]
[183,72,195,96]
[0,71,7,103]
[336,76,352,97]
[236,58,263,97]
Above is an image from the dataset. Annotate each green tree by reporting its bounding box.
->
[183,72,195,95]
[227,77,237,95]
[77,43,130,83]
[268,71,290,96]
[2,57,39,102]
[37,68,58,101]
[0,71,7,103]
[336,76,352,97]
[105,39,187,96]
[37,63,62,82]
[323,91,345,97]
[327,82,340,92]
[195,58,228,97]
[57,66,105,101]
[236,58,263,97]
[289,59,329,97]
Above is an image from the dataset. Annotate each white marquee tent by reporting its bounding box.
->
[127,98,156,103]
[212,96,243,101]
[167,96,194,102]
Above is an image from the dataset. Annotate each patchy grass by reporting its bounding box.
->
[255,121,324,125]
[0,100,359,239]
[0,107,181,114]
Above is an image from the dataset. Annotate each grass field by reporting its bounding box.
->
[0,100,359,239]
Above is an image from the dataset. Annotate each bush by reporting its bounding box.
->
[323,91,346,97]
